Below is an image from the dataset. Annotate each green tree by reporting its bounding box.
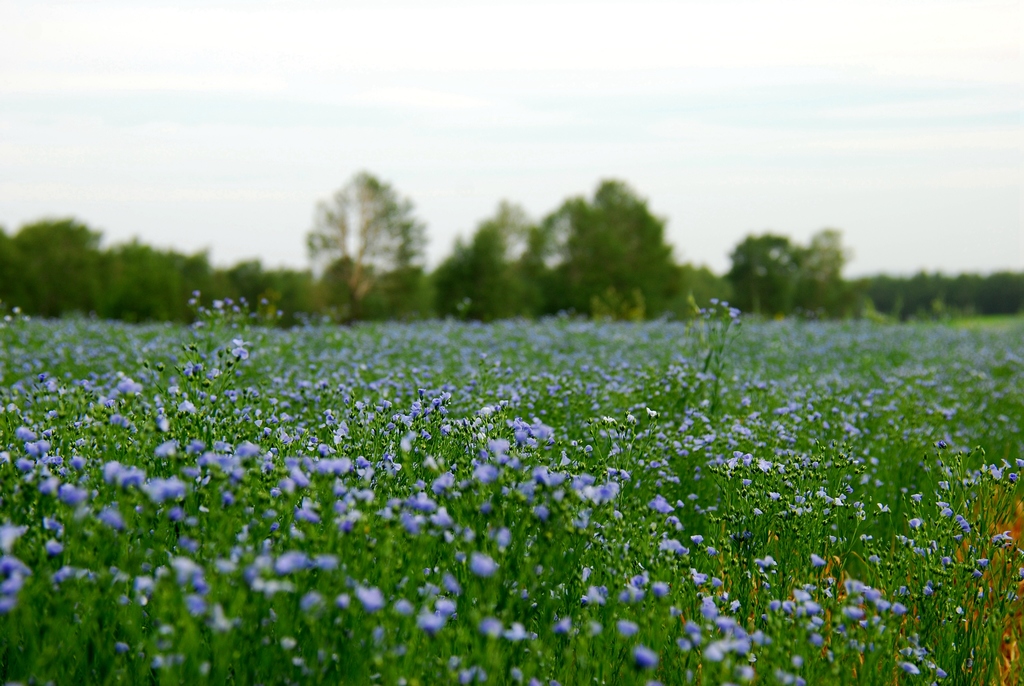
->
[976,272,1024,315]
[543,180,680,317]
[794,228,854,317]
[863,270,1024,320]
[726,233,801,316]
[8,218,104,317]
[360,265,432,321]
[0,227,20,310]
[101,241,188,322]
[667,264,733,317]
[433,201,532,321]
[307,172,427,321]
[211,260,316,324]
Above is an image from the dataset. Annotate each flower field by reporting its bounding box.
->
[1,306,1022,685]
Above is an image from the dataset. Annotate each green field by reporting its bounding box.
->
[950,314,1024,332]
[1,307,1022,685]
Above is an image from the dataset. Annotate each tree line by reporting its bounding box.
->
[1,172,1021,324]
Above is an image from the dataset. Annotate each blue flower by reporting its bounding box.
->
[274,551,309,575]
[648,495,674,514]
[442,573,462,596]
[185,594,206,616]
[659,539,688,556]
[503,623,530,641]
[58,484,89,506]
[633,645,658,670]
[617,619,639,636]
[300,591,323,612]
[15,427,37,442]
[478,617,502,637]
[356,586,385,613]
[431,472,455,494]
[0,525,28,554]
[97,508,125,531]
[435,598,457,617]
[843,606,865,621]
[469,552,497,578]
[154,440,177,458]
[230,338,249,360]
[144,477,186,504]
[417,612,446,635]
[473,464,500,484]
[117,378,143,394]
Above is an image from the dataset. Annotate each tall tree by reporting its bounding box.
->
[544,180,680,317]
[726,233,801,316]
[101,241,188,322]
[9,219,104,317]
[0,227,19,310]
[795,228,853,317]
[433,201,532,321]
[307,172,426,321]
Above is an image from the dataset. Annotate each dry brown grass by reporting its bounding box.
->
[998,500,1024,685]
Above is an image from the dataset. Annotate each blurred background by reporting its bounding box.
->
[0,0,1020,323]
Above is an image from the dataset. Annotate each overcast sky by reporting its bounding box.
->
[1,0,1020,276]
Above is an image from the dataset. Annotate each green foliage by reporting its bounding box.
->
[863,271,1024,321]
[361,266,432,321]
[0,220,318,326]
[4,178,1021,326]
[433,202,532,321]
[308,171,427,321]
[727,229,865,319]
[726,233,801,317]
[793,228,858,318]
[2,218,104,317]
[544,180,681,317]
[221,260,317,327]
[100,241,203,322]
[667,265,733,318]
[590,287,646,321]
[0,316,1021,684]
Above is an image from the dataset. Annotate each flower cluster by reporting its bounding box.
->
[0,315,1021,684]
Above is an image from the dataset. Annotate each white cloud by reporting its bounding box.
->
[814,97,1022,122]
[353,87,489,110]
[0,0,1019,274]
[1,1,1018,96]
[0,181,303,204]
[0,71,286,94]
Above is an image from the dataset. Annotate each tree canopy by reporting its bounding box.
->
[433,201,532,321]
[726,233,801,316]
[2,175,1020,324]
[544,179,680,317]
[307,172,427,321]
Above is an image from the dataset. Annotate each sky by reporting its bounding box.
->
[1,0,1020,277]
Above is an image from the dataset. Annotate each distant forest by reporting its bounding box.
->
[1,173,1021,324]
